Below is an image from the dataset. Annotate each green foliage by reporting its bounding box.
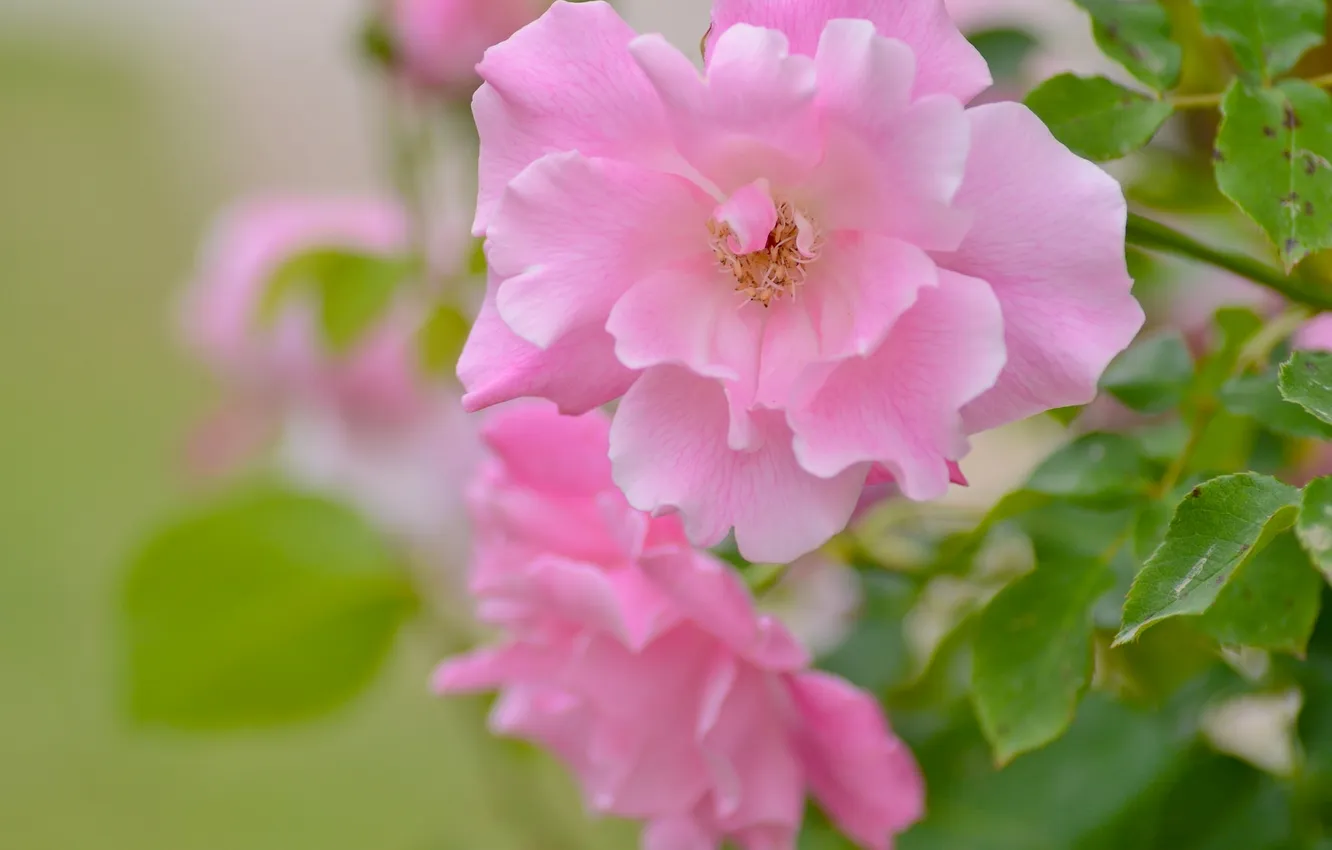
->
[971,558,1112,764]
[122,487,418,729]
[967,28,1039,82]
[1100,331,1194,413]
[1026,433,1155,502]
[1220,372,1332,438]
[260,247,416,352]
[1214,80,1332,270]
[1298,477,1332,583]
[417,302,471,376]
[1025,74,1173,161]
[1280,350,1332,425]
[1074,0,1182,91]
[1194,0,1326,82]
[1117,473,1301,645]
[1196,531,1322,653]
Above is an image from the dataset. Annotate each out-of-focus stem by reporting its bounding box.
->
[1126,213,1332,312]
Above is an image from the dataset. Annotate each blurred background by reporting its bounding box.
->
[0,1,711,847]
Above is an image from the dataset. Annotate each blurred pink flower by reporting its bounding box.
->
[457,0,1143,563]
[389,0,549,94]
[436,402,923,850]
[1296,314,1332,352]
[180,197,478,553]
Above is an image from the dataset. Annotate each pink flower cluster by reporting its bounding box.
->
[181,198,477,554]
[388,0,551,93]
[436,402,923,850]
[459,0,1144,564]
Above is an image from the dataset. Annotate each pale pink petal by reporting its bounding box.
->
[432,644,554,693]
[639,548,810,670]
[797,234,939,364]
[480,401,612,496]
[698,663,804,835]
[933,103,1144,432]
[607,256,765,385]
[808,20,971,250]
[644,816,717,850]
[472,0,676,232]
[629,26,821,191]
[457,286,639,414]
[788,671,924,850]
[491,151,714,348]
[609,366,868,563]
[1297,314,1332,352]
[789,270,1006,500]
[707,0,991,102]
[716,180,779,254]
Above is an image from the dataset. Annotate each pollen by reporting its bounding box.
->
[708,200,822,307]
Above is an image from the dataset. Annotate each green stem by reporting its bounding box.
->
[1170,71,1332,110]
[1126,213,1332,312]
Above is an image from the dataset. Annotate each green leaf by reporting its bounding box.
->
[1026,433,1154,501]
[122,487,418,729]
[1220,372,1332,438]
[968,28,1039,81]
[1196,307,1264,395]
[1194,0,1325,82]
[1214,80,1332,270]
[1025,74,1173,161]
[260,248,415,352]
[818,571,916,692]
[1100,331,1194,413]
[417,302,471,376]
[1197,531,1321,654]
[1279,350,1332,425]
[1297,477,1332,582]
[971,558,1113,764]
[1115,473,1301,645]
[466,236,487,276]
[1074,0,1182,91]
[901,689,1214,850]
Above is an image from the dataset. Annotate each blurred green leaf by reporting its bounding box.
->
[1026,433,1155,501]
[901,691,1208,849]
[1279,350,1332,425]
[968,28,1039,81]
[1132,498,1173,562]
[1297,476,1332,582]
[466,237,488,276]
[1214,80,1332,270]
[359,14,398,71]
[818,571,916,693]
[1116,473,1300,645]
[1195,0,1325,82]
[1197,307,1265,395]
[1074,0,1182,91]
[1101,331,1194,413]
[1026,74,1173,161]
[260,248,415,352]
[1197,531,1321,653]
[972,558,1112,764]
[122,487,417,729]
[1221,372,1332,438]
[417,302,471,376]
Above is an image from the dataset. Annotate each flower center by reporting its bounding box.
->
[708,200,822,307]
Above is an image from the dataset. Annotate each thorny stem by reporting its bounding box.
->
[1169,71,1332,110]
[1125,213,1332,312]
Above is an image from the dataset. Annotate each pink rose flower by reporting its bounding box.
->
[389,0,549,94]
[180,197,478,552]
[435,402,924,850]
[1297,314,1332,353]
[457,0,1144,563]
